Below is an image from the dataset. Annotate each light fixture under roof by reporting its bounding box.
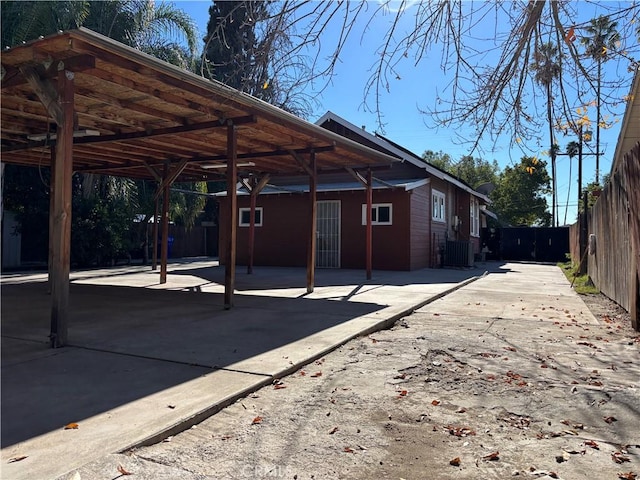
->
[202,162,255,169]
[27,129,100,142]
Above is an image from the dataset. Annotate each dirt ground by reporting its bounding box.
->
[63,290,639,480]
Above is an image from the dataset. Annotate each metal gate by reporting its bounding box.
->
[316,200,341,268]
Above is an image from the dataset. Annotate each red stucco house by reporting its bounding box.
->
[218,112,492,271]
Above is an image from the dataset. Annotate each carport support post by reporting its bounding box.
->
[248,177,257,274]
[50,69,74,348]
[366,168,373,280]
[307,151,317,293]
[152,186,159,271]
[160,163,170,284]
[48,148,56,291]
[224,122,238,309]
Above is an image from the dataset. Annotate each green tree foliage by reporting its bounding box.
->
[2,1,205,266]
[491,157,552,227]
[422,151,499,189]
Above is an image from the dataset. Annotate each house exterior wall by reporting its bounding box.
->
[219,188,414,270]
[409,184,430,269]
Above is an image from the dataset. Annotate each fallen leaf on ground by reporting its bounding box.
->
[343,447,355,453]
[612,452,631,464]
[394,373,406,379]
[503,346,517,352]
[299,370,306,376]
[604,416,618,424]
[117,465,132,476]
[329,427,339,435]
[7,455,28,463]
[584,440,599,449]
[431,400,441,406]
[64,423,79,430]
[483,451,500,461]
[397,390,408,397]
[449,457,461,466]
[310,372,323,377]
[251,416,263,425]
[618,472,637,480]
[371,338,378,343]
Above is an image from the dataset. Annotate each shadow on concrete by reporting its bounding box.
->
[1,261,506,448]
[1,279,382,448]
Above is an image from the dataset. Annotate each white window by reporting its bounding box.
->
[432,190,446,222]
[470,198,480,237]
[239,207,263,227]
[361,203,392,225]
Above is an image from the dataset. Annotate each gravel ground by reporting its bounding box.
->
[61,288,639,480]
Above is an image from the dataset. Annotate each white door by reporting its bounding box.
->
[316,200,341,268]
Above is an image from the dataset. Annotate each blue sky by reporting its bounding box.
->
[173,0,635,225]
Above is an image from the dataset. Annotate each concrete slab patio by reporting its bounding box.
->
[1,259,486,480]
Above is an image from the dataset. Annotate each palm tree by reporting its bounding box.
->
[580,15,620,185]
[530,41,561,227]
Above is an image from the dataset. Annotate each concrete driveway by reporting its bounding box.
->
[1,259,485,480]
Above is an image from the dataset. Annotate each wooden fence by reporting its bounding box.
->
[571,143,639,329]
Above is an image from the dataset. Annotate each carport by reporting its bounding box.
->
[1,28,398,347]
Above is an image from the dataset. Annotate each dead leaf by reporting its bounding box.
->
[584,440,599,449]
[503,346,517,352]
[483,451,500,461]
[274,383,287,390]
[251,416,263,425]
[371,338,379,344]
[394,373,407,379]
[612,452,631,464]
[450,457,461,466]
[299,370,306,376]
[617,472,637,480]
[398,390,408,397]
[549,472,559,479]
[431,400,441,406]
[117,465,132,476]
[7,455,28,463]
[343,447,355,454]
[64,423,79,430]
[310,372,323,378]
[604,416,618,424]
[329,426,339,435]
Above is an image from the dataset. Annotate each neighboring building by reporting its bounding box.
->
[218,111,491,271]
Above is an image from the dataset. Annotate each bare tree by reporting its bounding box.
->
[205,1,639,155]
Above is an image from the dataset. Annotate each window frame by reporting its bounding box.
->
[361,203,393,226]
[470,197,480,237]
[239,207,263,227]
[432,190,446,222]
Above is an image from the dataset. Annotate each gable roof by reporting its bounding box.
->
[1,29,399,182]
[611,68,640,173]
[315,111,490,203]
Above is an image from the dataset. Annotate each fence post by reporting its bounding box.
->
[579,190,588,275]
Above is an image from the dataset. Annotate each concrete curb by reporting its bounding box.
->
[124,272,486,452]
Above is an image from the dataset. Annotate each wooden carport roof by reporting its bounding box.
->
[1,28,398,348]
[1,28,398,180]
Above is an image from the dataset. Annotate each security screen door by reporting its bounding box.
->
[316,200,341,268]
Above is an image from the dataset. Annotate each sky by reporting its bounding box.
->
[172,0,636,225]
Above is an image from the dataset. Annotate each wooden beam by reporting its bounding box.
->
[366,168,373,280]
[49,68,74,348]
[160,163,170,284]
[247,177,257,275]
[245,174,270,275]
[47,147,55,292]
[289,149,313,176]
[2,115,257,152]
[307,151,317,293]
[152,186,160,271]
[224,122,238,309]
[154,156,190,200]
[3,54,95,89]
